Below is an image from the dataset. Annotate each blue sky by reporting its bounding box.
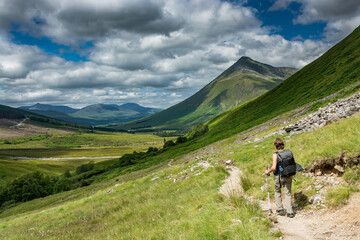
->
[0,0,359,108]
[244,0,327,40]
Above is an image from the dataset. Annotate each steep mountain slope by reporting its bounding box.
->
[115,57,296,131]
[203,25,360,143]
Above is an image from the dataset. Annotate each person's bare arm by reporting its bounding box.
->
[265,153,277,175]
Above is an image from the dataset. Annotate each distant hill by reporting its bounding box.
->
[20,103,78,114]
[0,104,89,130]
[19,103,162,126]
[115,56,297,131]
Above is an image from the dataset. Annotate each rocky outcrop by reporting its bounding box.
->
[281,92,360,135]
[307,153,360,176]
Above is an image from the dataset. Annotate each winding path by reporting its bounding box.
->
[220,165,360,239]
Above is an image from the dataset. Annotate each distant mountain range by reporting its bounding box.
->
[19,103,162,126]
[114,56,297,131]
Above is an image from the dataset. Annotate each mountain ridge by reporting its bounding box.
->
[19,103,162,126]
[115,56,297,131]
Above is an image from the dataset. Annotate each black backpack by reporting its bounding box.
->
[276,149,296,177]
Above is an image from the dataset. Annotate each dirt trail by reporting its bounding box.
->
[219,166,243,198]
[220,165,360,239]
[260,190,360,240]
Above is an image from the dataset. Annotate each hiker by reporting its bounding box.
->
[264,138,295,218]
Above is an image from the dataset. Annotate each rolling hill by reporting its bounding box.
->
[0,104,90,134]
[20,103,78,114]
[115,56,297,132]
[19,103,162,126]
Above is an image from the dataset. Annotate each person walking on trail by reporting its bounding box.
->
[264,138,295,218]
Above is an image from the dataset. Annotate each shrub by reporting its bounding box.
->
[76,162,95,175]
[53,178,72,193]
[186,124,209,140]
[163,140,176,148]
[146,147,158,153]
[114,154,136,168]
[63,170,71,178]
[175,136,187,144]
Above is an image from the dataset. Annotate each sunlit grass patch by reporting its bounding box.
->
[325,185,359,207]
[0,163,272,239]
[343,166,360,184]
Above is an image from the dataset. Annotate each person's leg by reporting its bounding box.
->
[274,175,285,215]
[282,176,294,215]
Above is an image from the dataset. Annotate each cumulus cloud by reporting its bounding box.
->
[0,0,357,108]
[270,0,360,42]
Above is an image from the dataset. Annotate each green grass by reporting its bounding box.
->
[217,107,360,201]
[0,161,272,239]
[1,93,360,239]
[0,131,171,186]
[325,185,359,207]
[343,166,360,184]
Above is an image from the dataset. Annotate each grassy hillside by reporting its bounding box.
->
[115,57,296,132]
[203,25,360,143]
[0,150,272,239]
[1,91,360,239]
[0,105,90,130]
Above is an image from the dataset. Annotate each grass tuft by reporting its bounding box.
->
[325,185,359,207]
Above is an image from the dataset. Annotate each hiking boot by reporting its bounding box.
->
[276,209,286,216]
[287,213,295,218]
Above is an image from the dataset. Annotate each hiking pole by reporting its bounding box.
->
[265,167,272,216]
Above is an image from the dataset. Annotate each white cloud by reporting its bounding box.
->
[0,0,358,109]
[270,0,360,42]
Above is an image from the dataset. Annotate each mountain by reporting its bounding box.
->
[19,103,162,126]
[201,25,360,143]
[72,104,139,120]
[20,103,78,114]
[120,103,162,115]
[115,57,297,131]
